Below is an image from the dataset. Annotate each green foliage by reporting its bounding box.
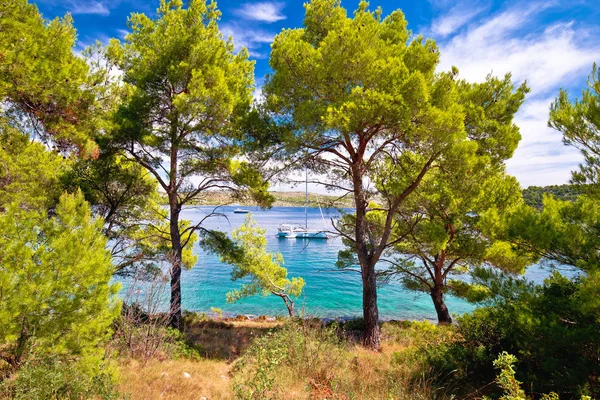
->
[0,357,118,400]
[505,195,600,273]
[221,215,305,316]
[430,272,600,397]
[484,352,593,400]
[233,330,287,399]
[390,321,462,385]
[63,154,167,276]
[107,0,267,204]
[210,307,224,318]
[457,73,528,163]
[265,0,474,347]
[229,160,276,208]
[383,162,531,322]
[388,320,458,353]
[0,0,98,154]
[550,63,600,196]
[367,73,529,323]
[492,352,526,400]
[232,321,346,399]
[0,127,68,210]
[106,0,273,327]
[0,191,120,374]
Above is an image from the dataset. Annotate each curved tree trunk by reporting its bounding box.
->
[431,284,452,325]
[285,297,295,318]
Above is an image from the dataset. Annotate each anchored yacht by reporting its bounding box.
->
[277,168,329,240]
[277,224,328,239]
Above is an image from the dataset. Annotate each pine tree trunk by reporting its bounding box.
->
[431,285,452,325]
[362,262,380,349]
[286,298,295,318]
[168,199,183,331]
[353,167,380,350]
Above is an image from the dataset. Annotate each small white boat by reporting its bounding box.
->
[277,224,328,239]
[233,208,251,214]
[276,167,329,240]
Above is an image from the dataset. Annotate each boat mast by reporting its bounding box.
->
[305,165,308,230]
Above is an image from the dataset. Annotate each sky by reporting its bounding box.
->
[30,0,600,189]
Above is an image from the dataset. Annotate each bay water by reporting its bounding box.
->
[154,205,562,321]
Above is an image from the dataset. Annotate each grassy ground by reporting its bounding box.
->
[117,319,280,399]
[118,358,233,400]
[116,318,456,400]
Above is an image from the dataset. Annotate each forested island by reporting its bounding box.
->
[1,0,599,399]
[158,191,355,208]
[522,184,581,209]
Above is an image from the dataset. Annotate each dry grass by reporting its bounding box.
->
[118,358,233,400]
[184,318,282,360]
[115,319,456,400]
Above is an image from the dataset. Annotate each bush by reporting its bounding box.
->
[232,321,347,399]
[111,272,202,362]
[233,320,446,399]
[424,272,600,398]
[0,357,118,400]
[389,321,464,395]
[110,315,201,362]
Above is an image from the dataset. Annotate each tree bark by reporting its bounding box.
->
[168,195,184,331]
[361,262,380,349]
[431,284,452,325]
[285,296,295,318]
[352,165,380,350]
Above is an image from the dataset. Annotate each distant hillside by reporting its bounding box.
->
[522,184,581,209]
[162,186,585,210]
[160,191,354,208]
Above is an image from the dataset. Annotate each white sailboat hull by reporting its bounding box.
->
[277,168,329,240]
[277,229,328,239]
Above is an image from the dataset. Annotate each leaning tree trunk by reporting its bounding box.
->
[284,296,295,318]
[431,284,452,325]
[168,199,184,331]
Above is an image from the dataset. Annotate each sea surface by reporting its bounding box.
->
[122,205,569,321]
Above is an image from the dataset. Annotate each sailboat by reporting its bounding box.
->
[277,168,329,239]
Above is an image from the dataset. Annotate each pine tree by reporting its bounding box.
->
[222,215,305,317]
[106,0,273,330]
[0,191,120,373]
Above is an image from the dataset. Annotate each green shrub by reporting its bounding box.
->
[0,357,118,400]
[484,352,595,400]
[111,318,201,362]
[232,321,347,399]
[425,272,600,398]
[233,331,287,399]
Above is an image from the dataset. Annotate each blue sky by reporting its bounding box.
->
[31,0,600,188]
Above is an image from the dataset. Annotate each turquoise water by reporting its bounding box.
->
[128,206,562,321]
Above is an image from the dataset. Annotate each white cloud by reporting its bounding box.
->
[253,77,265,104]
[431,4,486,37]
[433,1,600,187]
[116,29,129,39]
[221,23,274,58]
[69,1,110,16]
[440,3,600,95]
[235,2,286,23]
[506,98,582,187]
